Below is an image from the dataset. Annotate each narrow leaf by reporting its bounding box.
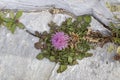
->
[57,65,67,73]
[36,53,44,60]
[85,53,93,57]
[9,11,15,19]
[15,11,23,19]
[17,22,25,29]
[77,54,85,60]
[10,24,16,33]
[68,56,73,63]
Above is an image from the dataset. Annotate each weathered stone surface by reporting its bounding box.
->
[0,0,115,26]
[20,11,52,32]
[0,27,56,80]
[0,0,120,80]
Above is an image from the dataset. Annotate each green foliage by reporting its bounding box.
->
[109,22,120,44]
[0,10,24,33]
[15,11,23,19]
[113,37,120,44]
[57,65,67,73]
[35,15,93,73]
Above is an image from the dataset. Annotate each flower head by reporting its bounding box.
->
[51,32,69,50]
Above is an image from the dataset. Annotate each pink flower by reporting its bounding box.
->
[51,32,69,50]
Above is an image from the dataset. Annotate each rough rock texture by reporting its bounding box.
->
[0,0,120,80]
[0,26,56,80]
[0,0,115,26]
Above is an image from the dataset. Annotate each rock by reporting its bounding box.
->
[0,0,120,80]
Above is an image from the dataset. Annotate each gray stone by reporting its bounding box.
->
[0,0,120,80]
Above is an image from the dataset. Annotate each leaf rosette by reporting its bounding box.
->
[35,15,93,73]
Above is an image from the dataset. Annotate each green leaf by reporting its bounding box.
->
[68,56,73,63]
[10,24,16,33]
[77,53,85,60]
[0,17,4,25]
[72,60,78,65]
[77,16,83,22]
[17,22,25,29]
[85,53,93,57]
[113,37,120,44]
[15,11,23,19]
[49,56,56,61]
[3,18,13,22]
[67,18,72,26]
[57,65,67,73]
[36,53,44,60]
[0,12,6,18]
[5,22,13,28]
[83,15,91,23]
[9,11,15,19]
